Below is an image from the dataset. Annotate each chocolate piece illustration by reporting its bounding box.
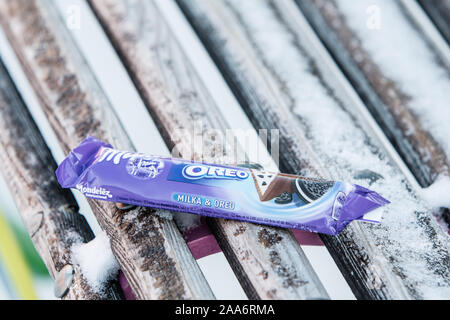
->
[250,170,293,201]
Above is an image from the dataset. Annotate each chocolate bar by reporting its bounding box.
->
[56,137,389,235]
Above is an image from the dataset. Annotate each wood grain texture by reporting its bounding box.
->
[0,0,213,300]
[89,0,328,300]
[419,0,450,44]
[297,0,450,188]
[0,60,123,300]
[177,0,450,299]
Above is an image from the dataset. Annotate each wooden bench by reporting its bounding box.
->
[0,0,448,300]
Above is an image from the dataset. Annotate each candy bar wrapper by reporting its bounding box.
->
[56,137,389,235]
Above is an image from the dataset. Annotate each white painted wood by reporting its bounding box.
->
[302,246,355,300]
[197,253,248,300]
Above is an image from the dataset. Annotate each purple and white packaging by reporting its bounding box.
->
[56,137,389,235]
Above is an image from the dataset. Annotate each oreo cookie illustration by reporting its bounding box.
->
[292,178,335,203]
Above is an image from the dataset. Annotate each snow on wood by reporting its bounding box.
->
[298,0,450,193]
[178,0,450,299]
[0,0,214,300]
[335,0,450,169]
[419,175,450,209]
[72,231,120,293]
[89,0,329,299]
[173,213,202,233]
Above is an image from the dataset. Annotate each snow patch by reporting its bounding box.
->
[153,209,173,220]
[419,175,450,209]
[174,212,201,233]
[72,231,120,293]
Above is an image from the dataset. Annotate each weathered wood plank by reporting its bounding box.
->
[296,0,450,189]
[419,0,450,44]
[0,0,214,300]
[0,59,123,299]
[89,0,328,299]
[177,0,450,299]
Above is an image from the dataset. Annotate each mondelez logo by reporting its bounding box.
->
[182,164,249,180]
[76,184,113,199]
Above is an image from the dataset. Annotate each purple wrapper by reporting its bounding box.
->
[56,137,389,235]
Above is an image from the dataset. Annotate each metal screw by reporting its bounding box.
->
[54,264,74,298]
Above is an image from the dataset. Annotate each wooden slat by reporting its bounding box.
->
[177,0,450,299]
[296,0,449,188]
[89,0,329,299]
[0,0,214,300]
[418,0,450,44]
[0,59,123,299]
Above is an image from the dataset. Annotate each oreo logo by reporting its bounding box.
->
[182,164,249,180]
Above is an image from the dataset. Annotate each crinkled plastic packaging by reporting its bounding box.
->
[56,137,389,235]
